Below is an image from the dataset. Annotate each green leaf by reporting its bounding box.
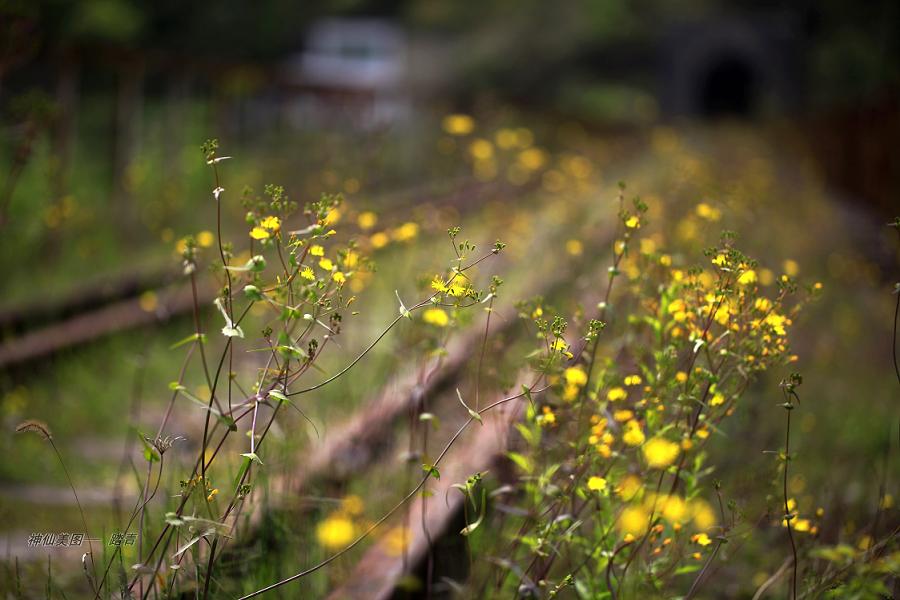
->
[419,412,440,430]
[214,297,244,338]
[138,434,159,463]
[506,452,533,474]
[169,333,206,350]
[232,456,252,491]
[395,290,411,319]
[422,464,440,479]
[240,452,264,466]
[267,390,288,403]
[456,388,482,424]
[243,285,264,302]
[217,414,237,432]
[460,488,487,536]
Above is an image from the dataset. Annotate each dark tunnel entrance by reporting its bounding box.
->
[698,56,758,117]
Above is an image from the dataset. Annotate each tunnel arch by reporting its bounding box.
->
[660,18,795,118]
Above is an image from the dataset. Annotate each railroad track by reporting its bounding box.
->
[224,201,620,598]
[0,176,524,370]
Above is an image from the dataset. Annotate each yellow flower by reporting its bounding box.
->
[260,215,281,231]
[343,250,359,269]
[332,271,346,284]
[250,227,270,240]
[564,367,588,387]
[206,488,219,502]
[442,113,475,136]
[622,420,645,446]
[624,374,642,386]
[370,232,389,248]
[319,258,334,271]
[517,148,547,170]
[695,203,721,221]
[783,259,799,276]
[197,230,215,248]
[667,298,688,322]
[616,475,642,500]
[618,506,650,535]
[423,308,449,327]
[301,266,315,280]
[691,533,712,546]
[625,215,640,229]
[613,409,634,422]
[357,211,378,230]
[691,499,716,531]
[323,208,341,225]
[755,297,772,312]
[643,437,680,468]
[539,405,556,426]
[662,495,688,523]
[607,387,627,402]
[565,239,584,256]
[392,222,419,241]
[710,392,725,406]
[309,245,325,256]
[562,384,579,402]
[139,291,158,313]
[712,254,727,267]
[316,515,355,550]
[737,269,757,285]
[675,371,688,384]
[587,476,607,492]
[469,138,494,160]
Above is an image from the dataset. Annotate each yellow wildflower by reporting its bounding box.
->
[607,387,627,402]
[319,258,334,271]
[618,506,650,535]
[250,227,270,240]
[357,211,378,230]
[613,409,634,422]
[197,230,215,248]
[691,499,716,530]
[309,244,325,257]
[783,259,799,276]
[643,437,680,468]
[662,495,688,523]
[587,476,607,492]
[691,533,712,546]
[737,269,757,285]
[564,367,588,387]
[423,308,449,327]
[316,515,355,550]
[323,208,341,225]
[442,114,475,136]
[625,215,640,229]
[624,374,642,386]
[392,222,419,241]
[622,420,645,446]
[539,405,556,426]
[332,271,346,284]
[370,232,389,248]
[695,203,721,221]
[565,239,584,256]
[301,266,315,280]
[260,215,281,231]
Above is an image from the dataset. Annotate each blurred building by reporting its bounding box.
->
[280,18,413,128]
